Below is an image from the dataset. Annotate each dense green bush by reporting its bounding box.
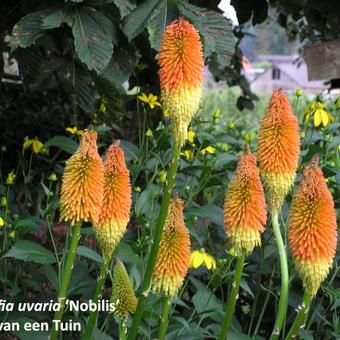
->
[0,87,339,339]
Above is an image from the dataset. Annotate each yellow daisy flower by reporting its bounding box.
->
[190,250,216,270]
[137,93,161,109]
[201,146,215,155]
[23,137,44,154]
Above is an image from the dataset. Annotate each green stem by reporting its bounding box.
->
[270,212,289,340]
[50,222,81,340]
[218,254,245,340]
[119,319,127,340]
[82,258,110,340]
[127,143,181,340]
[285,292,312,339]
[159,296,171,340]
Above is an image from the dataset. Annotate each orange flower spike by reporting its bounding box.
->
[288,156,337,296]
[95,142,132,259]
[159,18,204,146]
[60,130,104,226]
[152,195,191,296]
[258,89,300,212]
[223,146,267,255]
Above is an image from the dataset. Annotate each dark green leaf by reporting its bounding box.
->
[72,7,113,73]
[186,204,223,227]
[113,0,136,18]
[92,327,113,340]
[123,0,163,41]
[178,2,235,66]
[77,246,103,263]
[10,10,51,50]
[15,218,40,233]
[147,0,178,51]
[41,8,71,29]
[45,135,78,154]
[4,240,57,265]
[44,265,59,289]
[83,6,118,45]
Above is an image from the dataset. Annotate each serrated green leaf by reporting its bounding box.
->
[45,135,78,154]
[41,8,70,29]
[123,0,162,41]
[83,6,118,45]
[4,240,57,265]
[147,0,178,51]
[10,10,51,50]
[113,0,136,18]
[178,2,235,66]
[72,7,113,73]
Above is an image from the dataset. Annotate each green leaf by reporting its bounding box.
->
[15,218,40,233]
[76,246,103,263]
[72,7,113,73]
[113,0,136,18]
[41,8,71,29]
[4,240,57,265]
[44,265,59,289]
[178,2,235,66]
[330,135,340,148]
[92,327,113,340]
[10,10,51,50]
[116,242,142,264]
[83,6,118,45]
[240,279,254,297]
[147,0,178,51]
[123,0,163,41]
[135,183,161,217]
[99,47,138,87]
[192,290,222,315]
[186,204,224,227]
[45,135,78,154]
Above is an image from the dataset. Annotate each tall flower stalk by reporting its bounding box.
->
[50,130,104,340]
[152,195,191,339]
[84,142,132,340]
[258,89,300,339]
[128,18,204,339]
[286,156,337,339]
[219,146,266,339]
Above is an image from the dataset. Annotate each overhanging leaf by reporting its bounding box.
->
[178,2,235,66]
[10,9,52,50]
[72,7,113,73]
[123,0,163,41]
[41,7,71,29]
[147,0,178,51]
[4,240,57,265]
[113,0,136,18]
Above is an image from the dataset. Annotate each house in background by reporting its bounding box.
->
[249,55,327,94]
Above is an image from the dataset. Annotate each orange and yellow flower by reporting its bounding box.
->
[258,89,300,212]
[111,258,138,317]
[60,130,104,226]
[223,146,267,255]
[288,157,337,296]
[159,18,204,146]
[94,142,131,259]
[153,195,191,296]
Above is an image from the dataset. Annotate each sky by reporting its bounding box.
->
[218,0,238,24]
